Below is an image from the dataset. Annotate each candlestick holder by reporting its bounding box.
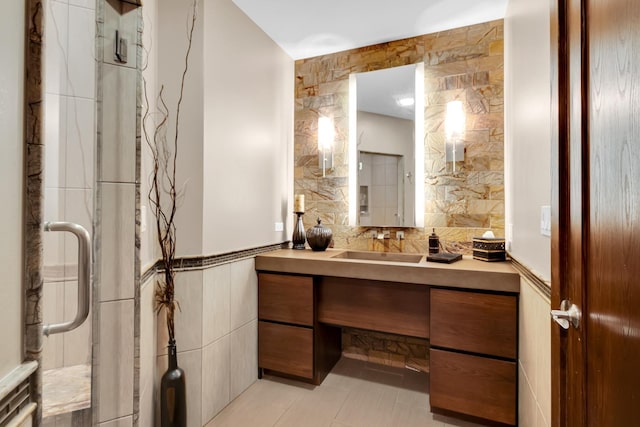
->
[292,212,306,250]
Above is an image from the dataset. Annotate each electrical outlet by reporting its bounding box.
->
[275,222,284,232]
[396,231,405,240]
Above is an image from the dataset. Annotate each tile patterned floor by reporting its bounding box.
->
[206,357,487,427]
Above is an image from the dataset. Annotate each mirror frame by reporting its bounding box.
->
[348,62,425,227]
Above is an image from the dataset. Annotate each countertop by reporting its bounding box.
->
[255,248,520,293]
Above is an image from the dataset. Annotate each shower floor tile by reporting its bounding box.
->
[42,364,91,418]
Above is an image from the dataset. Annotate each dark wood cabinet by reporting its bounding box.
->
[430,288,518,426]
[430,349,517,425]
[258,321,313,379]
[257,273,340,384]
[318,276,429,339]
[259,273,313,326]
[431,288,517,359]
[256,263,519,426]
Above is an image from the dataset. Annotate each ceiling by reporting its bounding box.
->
[357,64,416,120]
[231,0,508,60]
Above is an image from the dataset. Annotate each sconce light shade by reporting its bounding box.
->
[444,101,465,163]
[445,101,465,140]
[318,116,334,175]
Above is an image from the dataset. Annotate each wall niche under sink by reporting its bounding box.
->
[342,328,429,373]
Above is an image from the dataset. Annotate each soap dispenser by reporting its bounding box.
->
[428,228,440,254]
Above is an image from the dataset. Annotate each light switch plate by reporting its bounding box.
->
[275,222,284,232]
[540,205,551,237]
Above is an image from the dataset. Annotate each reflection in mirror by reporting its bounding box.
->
[348,63,424,227]
[358,152,405,226]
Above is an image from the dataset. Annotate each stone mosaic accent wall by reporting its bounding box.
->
[24,1,45,423]
[342,328,429,373]
[294,20,504,254]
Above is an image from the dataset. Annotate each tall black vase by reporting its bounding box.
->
[161,339,187,427]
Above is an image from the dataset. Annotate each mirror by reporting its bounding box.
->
[348,63,424,227]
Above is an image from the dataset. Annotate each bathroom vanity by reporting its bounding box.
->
[255,249,520,426]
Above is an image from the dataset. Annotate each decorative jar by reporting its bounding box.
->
[306,218,333,251]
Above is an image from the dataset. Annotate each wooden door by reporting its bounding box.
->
[552,0,640,425]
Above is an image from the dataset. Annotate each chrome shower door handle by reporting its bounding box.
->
[43,222,91,336]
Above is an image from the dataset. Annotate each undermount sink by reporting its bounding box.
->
[331,250,423,264]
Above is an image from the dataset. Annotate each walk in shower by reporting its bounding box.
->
[41,0,96,423]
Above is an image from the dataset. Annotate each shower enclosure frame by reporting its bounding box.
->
[22,0,143,425]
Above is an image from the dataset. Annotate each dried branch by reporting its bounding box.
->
[142,0,197,343]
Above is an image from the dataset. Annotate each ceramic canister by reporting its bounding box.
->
[306,218,333,251]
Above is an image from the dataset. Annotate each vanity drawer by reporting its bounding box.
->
[430,348,516,426]
[258,321,313,379]
[318,277,430,339]
[430,288,517,359]
[259,273,313,326]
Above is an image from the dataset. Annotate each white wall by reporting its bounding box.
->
[202,0,293,254]
[139,0,293,424]
[140,0,160,270]
[143,0,293,259]
[357,111,414,159]
[0,0,25,380]
[505,0,552,281]
[155,0,205,257]
[505,1,552,426]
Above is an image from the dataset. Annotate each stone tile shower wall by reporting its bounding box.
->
[294,20,505,253]
[94,1,141,425]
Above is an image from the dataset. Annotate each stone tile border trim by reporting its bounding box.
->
[141,242,289,284]
[24,0,45,424]
[0,361,38,425]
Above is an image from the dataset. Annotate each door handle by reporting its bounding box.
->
[43,222,91,336]
[551,300,581,329]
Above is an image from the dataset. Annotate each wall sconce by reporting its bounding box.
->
[444,100,465,169]
[318,116,335,177]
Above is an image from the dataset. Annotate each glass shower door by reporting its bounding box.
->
[41,0,96,423]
